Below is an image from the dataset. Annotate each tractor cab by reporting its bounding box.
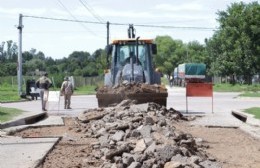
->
[105,38,159,86]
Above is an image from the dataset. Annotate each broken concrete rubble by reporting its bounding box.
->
[97,83,167,95]
[77,101,221,168]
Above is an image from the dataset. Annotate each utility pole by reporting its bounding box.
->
[106,21,109,46]
[106,21,110,68]
[17,14,23,96]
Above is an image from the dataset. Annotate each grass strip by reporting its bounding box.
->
[74,85,97,95]
[214,84,260,92]
[243,107,260,119]
[239,92,260,97]
[0,107,24,123]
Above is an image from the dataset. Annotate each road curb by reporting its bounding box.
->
[0,112,47,129]
[232,109,260,126]
[231,110,248,122]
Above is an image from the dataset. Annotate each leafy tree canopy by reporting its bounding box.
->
[207,1,259,84]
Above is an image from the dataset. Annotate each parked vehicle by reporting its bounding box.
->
[177,63,206,86]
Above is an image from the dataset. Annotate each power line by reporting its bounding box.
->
[56,0,97,35]
[23,15,105,24]
[22,15,218,31]
[79,0,105,23]
[139,18,211,25]
[23,30,106,34]
[135,24,216,31]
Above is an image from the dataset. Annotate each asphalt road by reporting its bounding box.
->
[167,86,260,114]
[1,86,259,118]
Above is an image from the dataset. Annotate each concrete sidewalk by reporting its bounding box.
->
[0,95,96,168]
[0,136,60,168]
[0,116,62,168]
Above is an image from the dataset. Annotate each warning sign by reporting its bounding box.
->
[186,83,213,113]
[186,83,213,97]
[48,91,60,102]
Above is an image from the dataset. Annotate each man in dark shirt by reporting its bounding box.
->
[36,72,52,111]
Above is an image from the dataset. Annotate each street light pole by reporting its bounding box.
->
[17,14,23,96]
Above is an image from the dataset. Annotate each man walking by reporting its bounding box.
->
[36,72,52,111]
[60,77,74,109]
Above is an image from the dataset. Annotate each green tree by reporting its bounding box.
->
[6,40,13,59]
[0,42,6,62]
[47,65,59,74]
[208,1,260,84]
[45,57,55,67]
[69,51,90,66]
[186,41,207,63]
[155,36,180,77]
[36,51,45,60]
[154,36,206,78]
[5,62,17,76]
[22,51,33,62]
[0,40,18,62]
[92,49,107,74]
[24,58,45,75]
[0,65,7,76]
[82,62,98,77]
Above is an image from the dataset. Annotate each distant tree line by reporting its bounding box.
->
[0,1,259,85]
[0,43,107,78]
[0,40,18,76]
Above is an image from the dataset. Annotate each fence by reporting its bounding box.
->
[0,75,104,88]
[73,76,104,87]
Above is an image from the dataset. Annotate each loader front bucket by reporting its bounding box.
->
[96,92,168,107]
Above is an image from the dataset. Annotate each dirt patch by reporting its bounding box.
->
[15,118,102,168]
[175,123,260,168]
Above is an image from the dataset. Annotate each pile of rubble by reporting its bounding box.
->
[96,82,167,94]
[78,101,220,168]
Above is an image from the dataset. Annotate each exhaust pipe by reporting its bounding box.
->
[136,36,140,65]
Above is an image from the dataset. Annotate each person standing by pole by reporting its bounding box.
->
[36,72,52,111]
[60,77,74,109]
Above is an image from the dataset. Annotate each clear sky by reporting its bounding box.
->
[0,0,256,59]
